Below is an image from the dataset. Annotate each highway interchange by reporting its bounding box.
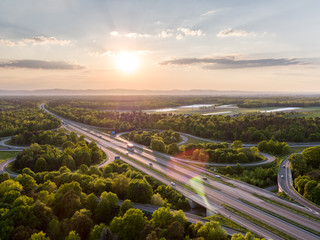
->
[1,104,320,240]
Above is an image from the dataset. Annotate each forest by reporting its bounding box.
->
[1,158,262,240]
[289,146,320,205]
[0,102,60,137]
[47,96,320,110]
[47,103,320,142]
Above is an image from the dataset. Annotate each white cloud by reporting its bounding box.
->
[178,27,203,37]
[0,39,25,47]
[23,36,70,45]
[0,36,70,46]
[110,31,120,37]
[110,31,150,38]
[217,28,258,37]
[202,10,217,16]
[160,29,174,38]
[176,34,184,40]
[124,33,150,38]
[0,39,16,47]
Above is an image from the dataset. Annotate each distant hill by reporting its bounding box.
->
[0,88,318,96]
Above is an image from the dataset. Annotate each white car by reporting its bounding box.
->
[171,182,176,188]
[281,175,284,179]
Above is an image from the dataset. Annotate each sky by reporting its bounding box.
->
[0,0,320,92]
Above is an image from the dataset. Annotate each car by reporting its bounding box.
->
[202,177,208,180]
[114,156,120,160]
[126,152,129,155]
[149,162,153,167]
[282,165,285,168]
[216,175,221,179]
[171,182,176,188]
[281,175,284,179]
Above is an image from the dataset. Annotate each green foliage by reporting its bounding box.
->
[127,178,153,204]
[110,208,148,240]
[119,199,134,216]
[0,103,60,138]
[290,146,320,205]
[14,137,105,172]
[258,139,289,155]
[29,231,50,240]
[65,231,81,240]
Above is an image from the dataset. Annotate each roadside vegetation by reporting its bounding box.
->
[126,129,182,154]
[289,146,320,205]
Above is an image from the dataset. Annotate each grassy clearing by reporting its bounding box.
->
[0,151,20,163]
[253,194,320,223]
[240,199,320,237]
[221,204,296,240]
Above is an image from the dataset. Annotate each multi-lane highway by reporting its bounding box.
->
[39,104,320,240]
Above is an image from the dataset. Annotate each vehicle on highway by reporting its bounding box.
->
[281,175,284,179]
[99,135,102,138]
[149,162,153,167]
[126,152,129,155]
[216,175,221,179]
[114,156,120,160]
[282,165,285,168]
[171,182,176,189]
[202,177,208,180]
[127,143,135,152]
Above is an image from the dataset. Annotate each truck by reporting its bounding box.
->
[127,143,135,152]
[114,156,120,160]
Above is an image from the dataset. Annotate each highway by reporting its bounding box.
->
[39,104,320,240]
[279,157,320,215]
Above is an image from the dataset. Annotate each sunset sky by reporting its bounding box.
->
[1,0,319,92]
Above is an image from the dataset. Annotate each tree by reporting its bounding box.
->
[166,221,184,240]
[110,208,148,240]
[16,174,37,194]
[34,157,48,172]
[288,153,307,176]
[86,193,98,214]
[29,231,50,240]
[65,231,81,240]
[0,179,23,196]
[127,179,153,204]
[151,193,166,206]
[47,217,61,240]
[95,192,119,224]
[231,140,243,149]
[89,223,108,240]
[167,143,180,155]
[302,146,320,169]
[71,209,93,240]
[54,182,83,219]
[196,220,228,240]
[119,199,134,216]
[111,174,129,199]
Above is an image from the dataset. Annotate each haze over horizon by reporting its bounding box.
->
[1,0,320,92]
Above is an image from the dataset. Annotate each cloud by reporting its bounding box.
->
[110,31,150,38]
[0,39,25,47]
[110,31,120,37]
[159,56,306,69]
[217,28,255,37]
[0,59,84,70]
[23,36,70,45]
[202,10,219,16]
[0,36,70,46]
[178,28,203,37]
[159,29,174,38]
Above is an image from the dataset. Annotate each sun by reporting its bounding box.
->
[115,52,140,73]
